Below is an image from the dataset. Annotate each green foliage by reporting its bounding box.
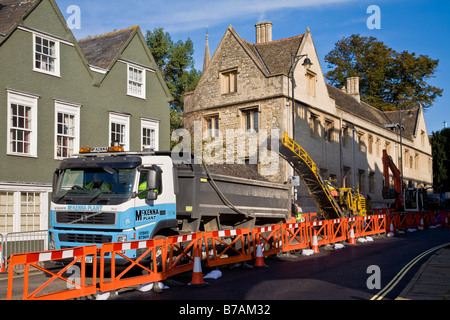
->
[145,27,201,112]
[325,34,443,111]
[431,129,450,190]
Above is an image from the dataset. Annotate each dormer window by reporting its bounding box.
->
[127,64,146,99]
[33,34,60,76]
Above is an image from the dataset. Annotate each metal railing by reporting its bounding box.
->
[1,230,48,272]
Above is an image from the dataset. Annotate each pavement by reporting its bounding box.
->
[397,245,450,300]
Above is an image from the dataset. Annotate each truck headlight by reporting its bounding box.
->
[117,235,127,243]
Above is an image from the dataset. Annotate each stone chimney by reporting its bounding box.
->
[346,77,360,103]
[255,21,273,44]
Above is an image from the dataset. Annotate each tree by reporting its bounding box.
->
[431,128,450,191]
[145,28,201,113]
[325,34,443,111]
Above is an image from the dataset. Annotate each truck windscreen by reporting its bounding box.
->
[53,167,136,203]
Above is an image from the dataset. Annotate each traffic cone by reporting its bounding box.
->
[418,217,425,230]
[187,248,208,287]
[253,239,267,268]
[349,227,356,245]
[387,222,395,237]
[312,230,319,253]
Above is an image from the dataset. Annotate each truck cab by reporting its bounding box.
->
[49,147,177,258]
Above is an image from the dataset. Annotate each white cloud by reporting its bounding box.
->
[147,0,359,32]
[57,0,362,37]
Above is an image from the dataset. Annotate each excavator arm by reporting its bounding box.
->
[278,133,346,220]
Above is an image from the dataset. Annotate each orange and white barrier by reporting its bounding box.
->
[251,225,280,258]
[8,210,444,300]
[99,238,165,293]
[281,222,310,252]
[204,228,252,267]
[7,245,98,300]
[163,232,203,278]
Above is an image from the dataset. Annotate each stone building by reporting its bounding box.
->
[183,22,432,211]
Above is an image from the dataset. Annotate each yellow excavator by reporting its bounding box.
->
[278,132,367,219]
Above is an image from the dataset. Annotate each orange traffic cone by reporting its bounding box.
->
[349,227,356,245]
[187,248,208,287]
[312,230,319,253]
[253,239,267,268]
[387,222,395,237]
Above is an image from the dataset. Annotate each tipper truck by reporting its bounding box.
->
[49,146,292,259]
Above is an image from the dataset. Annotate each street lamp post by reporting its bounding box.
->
[289,54,312,203]
[290,54,312,139]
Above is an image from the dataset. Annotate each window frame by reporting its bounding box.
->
[33,33,60,77]
[7,90,39,158]
[54,101,81,160]
[127,63,146,99]
[241,108,259,133]
[220,69,238,94]
[109,112,130,151]
[141,118,159,151]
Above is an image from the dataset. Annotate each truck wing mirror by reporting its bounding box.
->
[147,190,158,201]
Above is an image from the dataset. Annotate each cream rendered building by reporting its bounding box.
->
[183,22,432,211]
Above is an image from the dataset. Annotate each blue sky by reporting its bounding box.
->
[56,0,449,135]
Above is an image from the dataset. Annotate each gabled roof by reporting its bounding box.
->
[384,108,420,139]
[0,0,39,35]
[224,25,304,78]
[78,26,138,70]
[214,25,422,140]
[252,35,304,75]
[327,83,420,140]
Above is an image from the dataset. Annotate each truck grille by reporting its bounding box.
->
[56,211,116,225]
[59,233,112,244]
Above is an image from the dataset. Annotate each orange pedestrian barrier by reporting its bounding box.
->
[376,214,387,234]
[163,232,203,278]
[347,217,362,239]
[7,245,98,300]
[308,220,331,247]
[251,225,280,258]
[328,218,347,244]
[281,221,310,252]
[98,237,165,293]
[360,215,380,237]
[204,228,252,267]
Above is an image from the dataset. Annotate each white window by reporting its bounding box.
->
[33,34,60,76]
[0,185,51,235]
[55,101,80,159]
[141,119,159,151]
[7,91,38,157]
[109,113,130,151]
[127,64,146,99]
